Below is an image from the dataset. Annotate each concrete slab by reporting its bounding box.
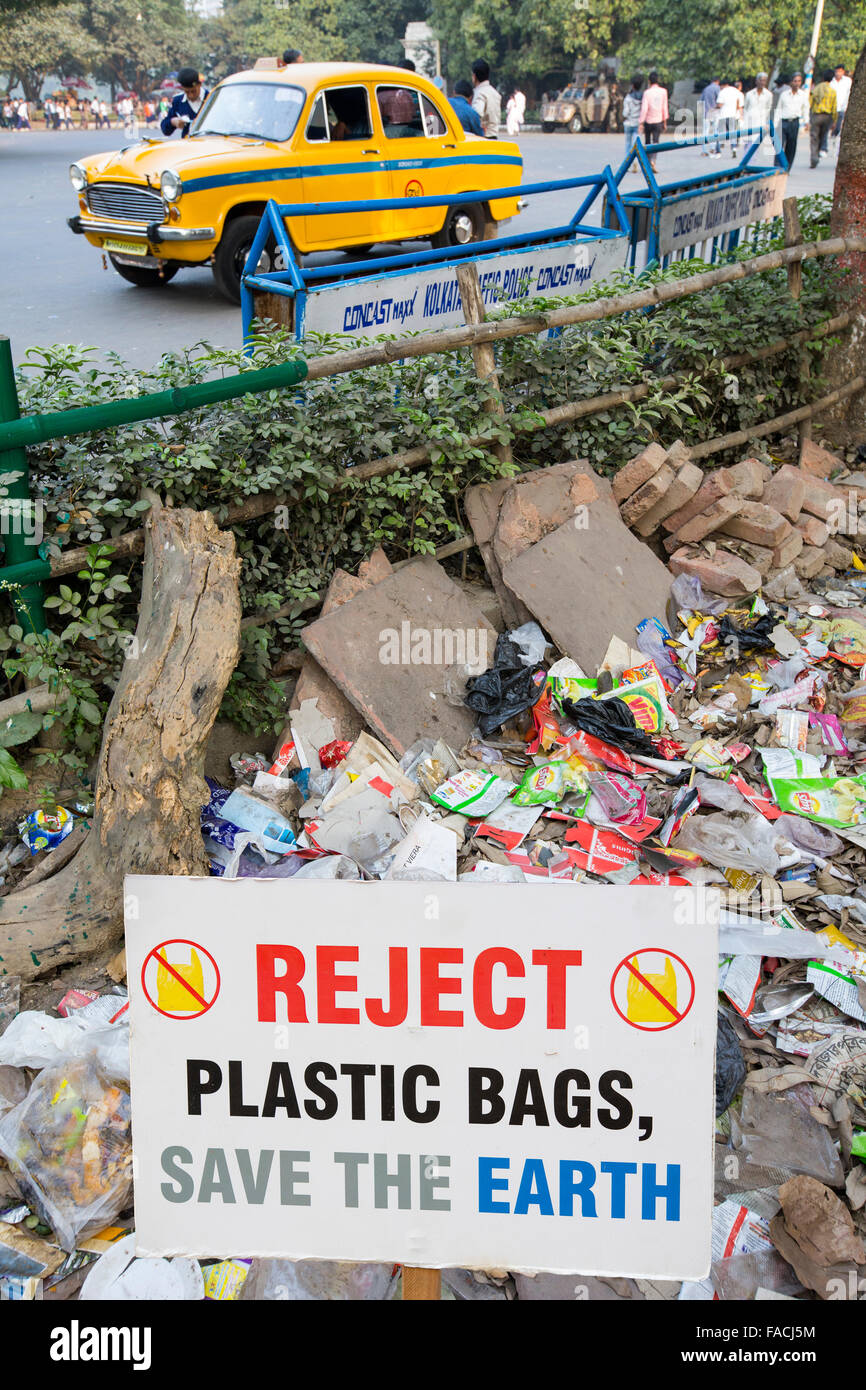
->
[302,557,497,757]
[273,548,393,756]
[464,460,590,627]
[501,466,673,672]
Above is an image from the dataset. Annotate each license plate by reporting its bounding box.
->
[102,238,147,256]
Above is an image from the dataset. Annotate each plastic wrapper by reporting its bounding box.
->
[730,1083,844,1187]
[220,788,296,853]
[671,571,728,615]
[0,1057,132,1251]
[585,771,647,826]
[770,774,866,828]
[715,1012,746,1116]
[318,739,352,769]
[512,761,569,807]
[463,632,546,736]
[635,616,685,688]
[19,806,73,855]
[508,621,549,667]
[239,1258,398,1301]
[0,1002,129,1077]
[673,811,788,875]
[773,813,843,859]
[229,752,270,780]
[711,1249,803,1300]
[431,769,512,817]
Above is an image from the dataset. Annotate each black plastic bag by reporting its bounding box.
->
[464,634,545,738]
[561,694,656,756]
[715,1011,746,1116]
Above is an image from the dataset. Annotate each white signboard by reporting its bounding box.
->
[126,878,718,1277]
[293,233,629,340]
[658,171,787,255]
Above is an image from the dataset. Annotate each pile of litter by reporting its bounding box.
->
[3,438,866,1300]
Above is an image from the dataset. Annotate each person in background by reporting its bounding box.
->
[700,76,720,155]
[715,76,740,157]
[831,63,851,141]
[471,59,501,137]
[450,78,483,135]
[2,99,15,129]
[734,78,745,140]
[98,99,110,128]
[809,68,836,166]
[16,98,31,130]
[622,74,643,158]
[62,100,73,129]
[90,96,100,127]
[505,89,525,135]
[744,72,773,141]
[44,97,54,129]
[774,72,809,168]
[160,67,209,138]
[638,70,668,171]
[279,48,304,65]
[397,58,416,71]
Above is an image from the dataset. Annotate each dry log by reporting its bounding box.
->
[0,505,240,980]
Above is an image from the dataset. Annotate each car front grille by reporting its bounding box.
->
[87,182,164,224]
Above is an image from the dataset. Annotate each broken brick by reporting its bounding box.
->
[800,475,849,523]
[762,465,806,522]
[668,547,762,597]
[635,462,703,538]
[620,464,676,527]
[822,538,854,570]
[794,546,827,580]
[800,439,844,478]
[662,469,734,533]
[726,457,769,499]
[674,494,742,544]
[796,516,829,547]
[611,442,668,503]
[771,530,804,568]
[719,501,791,548]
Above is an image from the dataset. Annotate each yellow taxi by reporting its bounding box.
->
[67,63,524,303]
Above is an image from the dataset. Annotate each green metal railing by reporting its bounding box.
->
[0,336,308,633]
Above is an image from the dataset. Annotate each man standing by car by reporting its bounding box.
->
[451,78,483,135]
[471,59,501,137]
[160,67,209,138]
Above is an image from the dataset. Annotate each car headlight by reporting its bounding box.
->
[69,163,87,192]
[160,169,182,201]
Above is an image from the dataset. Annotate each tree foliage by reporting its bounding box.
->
[0,4,97,101]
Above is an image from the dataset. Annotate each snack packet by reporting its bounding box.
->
[430,769,512,817]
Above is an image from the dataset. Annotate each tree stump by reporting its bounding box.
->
[0,505,241,981]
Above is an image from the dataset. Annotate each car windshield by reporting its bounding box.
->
[191,82,305,142]
[561,88,579,99]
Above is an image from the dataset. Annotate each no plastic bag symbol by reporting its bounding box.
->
[141,938,220,1020]
[610,948,695,1031]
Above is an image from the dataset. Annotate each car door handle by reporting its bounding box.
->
[363,147,380,154]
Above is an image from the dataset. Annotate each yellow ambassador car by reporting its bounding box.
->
[68,63,524,303]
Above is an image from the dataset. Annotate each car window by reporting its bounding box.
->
[377,85,428,139]
[192,82,304,142]
[314,85,373,142]
[420,93,447,136]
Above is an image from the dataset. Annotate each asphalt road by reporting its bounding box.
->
[0,125,839,368]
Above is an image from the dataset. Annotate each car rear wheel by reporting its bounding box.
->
[109,256,179,288]
[569,114,583,133]
[212,215,286,305]
[431,202,486,249]
[542,121,555,133]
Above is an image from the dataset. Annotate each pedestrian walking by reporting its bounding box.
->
[622,74,643,157]
[700,76,720,155]
[809,68,836,167]
[470,59,501,138]
[743,72,773,140]
[43,97,53,129]
[450,79,483,135]
[831,64,851,141]
[98,100,110,129]
[16,98,31,131]
[716,77,740,157]
[638,70,668,172]
[118,95,136,138]
[90,97,100,127]
[774,73,809,169]
[505,86,525,136]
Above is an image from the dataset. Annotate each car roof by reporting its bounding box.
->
[221,63,442,93]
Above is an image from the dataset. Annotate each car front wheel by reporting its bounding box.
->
[431,202,486,249]
[109,255,179,288]
[212,215,287,305]
[569,114,583,133]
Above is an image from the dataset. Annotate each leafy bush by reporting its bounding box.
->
[3,212,848,751]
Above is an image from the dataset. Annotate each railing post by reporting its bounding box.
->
[0,338,46,633]
[455,262,513,467]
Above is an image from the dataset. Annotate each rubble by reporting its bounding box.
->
[5,432,866,1301]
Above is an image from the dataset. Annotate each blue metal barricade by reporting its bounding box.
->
[240,173,631,350]
[609,126,788,270]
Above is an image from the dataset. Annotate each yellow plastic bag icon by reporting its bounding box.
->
[156,948,203,1012]
[626,955,677,1023]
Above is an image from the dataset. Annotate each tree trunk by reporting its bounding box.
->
[0,505,240,982]
[829,41,866,437]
